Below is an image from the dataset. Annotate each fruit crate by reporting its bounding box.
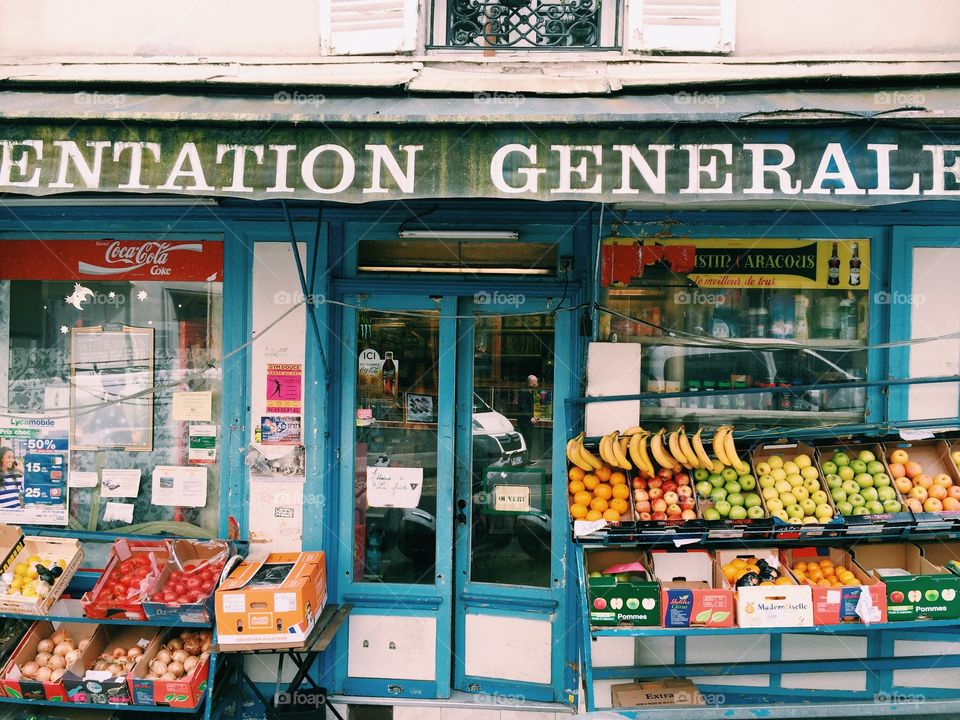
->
[815,442,913,536]
[881,439,960,532]
[750,441,845,539]
[81,539,170,621]
[0,537,83,615]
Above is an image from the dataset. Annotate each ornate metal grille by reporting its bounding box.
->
[445,0,604,48]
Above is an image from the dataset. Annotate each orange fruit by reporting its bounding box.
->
[775,576,792,585]
[595,466,612,482]
[569,479,586,495]
[818,579,832,587]
[583,475,600,491]
[568,466,586,482]
[731,558,748,570]
[843,578,859,586]
[610,498,629,515]
[602,509,621,523]
[723,565,738,583]
[594,484,613,500]
[570,504,588,519]
[590,497,609,513]
[610,472,627,486]
[794,562,808,573]
[573,491,593,507]
[612,485,630,500]
[585,509,603,521]
[759,581,774,586]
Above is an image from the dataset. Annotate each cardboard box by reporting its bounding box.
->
[0,525,25,575]
[143,539,231,625]
[611,679,704,708]
[215,551,327,648]
[780,547,887,624]
[0,537,83,615]
[63,625,158,705]
[651,550,734,628]
[585,549,659,627]
[1,621,98,701]
[81,540,169,621]
[853,543,960,621]
[129,629,211,709]
[882,439,960,525]
[715,548,813,627]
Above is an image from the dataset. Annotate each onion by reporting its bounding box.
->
[78,639,90,652]
[127,647,143,659]
[50,630,67,645]
[54,642,73,657]
[65,650,80,666]
[172,649,188,664]
[93,660,108,672]
[21,661,38,678]
[35,666,52,682]
[201,641,212,653]
[167,660,184,677]
[37,639,54,654]
[145,673,159,680]
[50,668,64,683]
[179,630,194,640]
[111,648,126,660]
[47,655,66,671]
[156,649,172,664]
[161,672,177,681]
[183,639,201,655]
[35,652,51,667]
[149,660,168,676]
[167,639,184,651]
[108,663,125,678]
[183,656,199,673]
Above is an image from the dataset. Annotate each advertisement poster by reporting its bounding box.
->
[266,363,303,414]
[658,238,870,291]
[404,393,436,423]
[0,414,69,525]
[71,326,154,451]
[151,465,208,507]
[188,424,218,464]
[358,349,398,399]
[260,416,302,445]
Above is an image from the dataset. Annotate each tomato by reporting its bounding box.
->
[185,577,202,591]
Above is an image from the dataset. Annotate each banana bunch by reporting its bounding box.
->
[567,426,746,475]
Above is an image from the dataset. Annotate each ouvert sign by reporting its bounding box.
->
[1,123,959,204]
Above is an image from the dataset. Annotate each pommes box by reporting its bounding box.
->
[852,543,960,621]
[780,547,887,624]
[215,551,327,648]
[1,621,98,701]
[651,550,734,628]
[585,549,660,627]
[715,548,813,628]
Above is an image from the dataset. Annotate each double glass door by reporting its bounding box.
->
[340,292,566,700]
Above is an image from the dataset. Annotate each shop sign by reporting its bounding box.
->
[1,124,960,204]
[0,240,223,282]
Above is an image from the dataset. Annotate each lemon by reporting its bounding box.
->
[10,578,22,590]
[26,555,41,565]
[25,566,38,580]
[13,563,27,576]
[22,587,37,598]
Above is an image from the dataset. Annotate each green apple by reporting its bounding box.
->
[714,500,731,517]
[775,480,792,495]
[693,468,710,482]
[833,452,851,467]
[703,507,721,521]
[874,473,891,488]
[838,466,855,482]
[773,509,789,522]
[866,461,886,476]
[815,503,834,521]
[755,462,772,476]
[803,477,821,493]
[837,500,854,515]
[800,498,817,516]
[787,503,805,519]
[855,473,874,488]
[759,475,776,489]
[853,506,870,515]
[780,492,798,507]
[811,490,828,505]
[710,488,727,503]
[695,480,713,497]
[802,516,820,525]
[708,473,725,488]
[865,500,885,514]
[766,498,784,514]
[721,468,739,482]
[821,461,838,476]
[849,493,866,507]
[738,475,757,491]
[842,479,860,496]
[826,474,843,489]
[762,486,779,501]
[787,474,804,488]
[728,505,748,520]
[858,449,877,464]
[831,487,847,503]
[850,459,867,475]
[747,505,766,519]
[883,499,903,513]
[860,487,879,503]
[590,571,603,577]
[877,486,896,502]
[792,486,809,502]
[768,455,784,469]
[725,481,742,495]
[744,493,763,508]
[727,492,744,507]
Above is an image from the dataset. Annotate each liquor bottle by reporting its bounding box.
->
[849,242,861,286]
[828,242,840,286]
[381,352,397,396]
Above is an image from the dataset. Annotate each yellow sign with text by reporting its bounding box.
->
[658,238,869,290]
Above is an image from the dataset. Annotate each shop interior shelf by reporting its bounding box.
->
[631,335,867,348]
[637,406,864,422]
[0,604,212,627]
[590,617,960,638]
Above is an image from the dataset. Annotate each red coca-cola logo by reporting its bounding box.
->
[104,241,172,267]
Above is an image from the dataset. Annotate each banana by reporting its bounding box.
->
[650,429,681,472]
[628,431,652,475]
[566,436,592,471]
[712,458,725,474]
[691,429,714,469]
[619,436,632,468]
[637,433,656,475]
[578,435,603,471]
[723,427,749,474]
[713,425,732,467]
[610,431,632,471]
[622,425,644,437]
[599,433,616,467]
[668,429,692,470]
[677,427,700,469]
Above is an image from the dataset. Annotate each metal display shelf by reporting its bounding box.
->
[590,617,960,638]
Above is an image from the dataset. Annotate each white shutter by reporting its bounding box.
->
[322,0,419,55]
[626,0,735,53]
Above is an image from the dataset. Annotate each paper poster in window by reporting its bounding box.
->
[0,413,69,525]
[71,326,154,452]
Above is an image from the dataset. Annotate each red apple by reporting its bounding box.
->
[904,461,923,479]
[652,498,667,513]
[634,489,649,502]
[663,491,679,505]
[905,497,923,513]
[648,478,663,490]
[651,511,667,521]
[908,486,928,502]
[949,485,960,500]
[635,501,651,513]
[632,477,645,489]
[933,473,954,488]
[638,511,652,521]
[680,509,697,520]
[677,485,693,498]
[675,473,690,486]
[662,481,677,493]
[888,462,906,479]
[679,497,696,510]
[658,468,673,479]
[648,487,664,500]
[924,497,944,512]
[666,503,682,517]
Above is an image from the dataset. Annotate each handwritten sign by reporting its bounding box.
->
[366,467,423,509]
[493,485,531,513]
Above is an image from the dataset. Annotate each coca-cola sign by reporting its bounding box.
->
[0,240,222,281]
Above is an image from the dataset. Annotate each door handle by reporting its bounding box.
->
[456,498,467,524]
